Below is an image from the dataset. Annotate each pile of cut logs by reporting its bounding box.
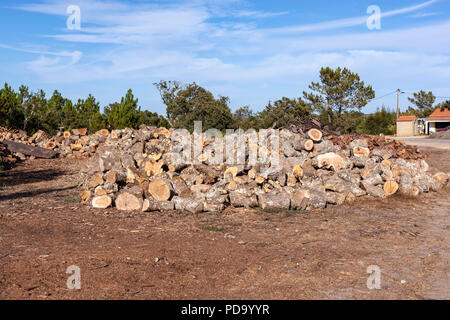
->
[79,126,449,212]
[329,134,424,160]
[0,127,110,160]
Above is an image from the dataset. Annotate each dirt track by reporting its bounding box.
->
[394,137,450,150]
[0,147,449,300]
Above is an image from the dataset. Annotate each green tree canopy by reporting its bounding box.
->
[233,106,260,130]
[137,110,169,128]
[75,94,101,131]
[406,90,436,118]
[258,97,312,129]
[20,86,47,134]
[437,100,450,111]
[357,106,396,135]
[154,80,234,131]
[303,67,375,125]
[104,89,140,130]
[0,83,23,129]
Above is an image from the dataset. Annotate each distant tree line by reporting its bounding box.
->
[2,67,446,137]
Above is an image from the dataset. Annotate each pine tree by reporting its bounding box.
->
[104,89,140,129]
[303,67,375,125]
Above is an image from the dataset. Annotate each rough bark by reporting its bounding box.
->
[3,140,57,159]
[258,192,290,210]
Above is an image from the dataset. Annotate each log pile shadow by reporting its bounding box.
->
[0,169,67,187]
[0,185,76,202]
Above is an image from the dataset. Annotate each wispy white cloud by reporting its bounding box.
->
[258,0,438,35]
[3,0,449,112]
[234,10,288,19]
[410,12,440,18]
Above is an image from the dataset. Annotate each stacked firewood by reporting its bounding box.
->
[329,134,423,160]
[283,117,341,136]
[0,127,108,160]
[79,126,449,212]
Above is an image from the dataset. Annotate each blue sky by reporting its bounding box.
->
[1,0,450,116]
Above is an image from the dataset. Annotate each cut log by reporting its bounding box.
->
[72,128,87,136]
[381,160,392,168]
[63,131,71,139]
[316,153,345,172]
[172,197,203,213]
[361,182,385,198]
[383,180,399,196]
[224,167,238,180]
[92,195,112,209]
[94,186,107,196]
[344,192,356,204]
[291,190,308,210]
[292,136,314,151]
[361,168,373,179]
[258,192,290,210]
[171,176,191,197]
[255,176,265,184]
[411,186,420,196]
[326,192,346,205]
[428,175,443,192]
[3,140,57,159]
[248,168,257,179]
[229,192,258,208]
[399,173,413,195]
[413,174,430,193]
[70,143,83,151]
[145,160,164,177]
[89,173,104,188]
[148,179,172,201]
[45,141,56,149]
[292,164,304,179]
[287,174,297,187]
[98,129,109,137]
[194,164,221,184]
[105,170,126,184]
[307,189,327,209]
[314,140,334,154]
[142,199,174,212]
[226,181,238,191]
[281,141,297,157]
[203,201,225,213]
[80,190,91,204]
[307,129,322,142]
[433,172,448,185]
[352,146,370,157]
[126,167,136,184]
[115,192,142,211]
[363,172,383,186]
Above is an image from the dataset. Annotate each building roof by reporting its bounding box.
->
[427,108,450,121]
[397,115,416,122]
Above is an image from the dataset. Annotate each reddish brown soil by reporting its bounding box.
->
[0,148,449,300]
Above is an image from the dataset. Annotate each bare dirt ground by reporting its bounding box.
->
[0,147,449,300]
